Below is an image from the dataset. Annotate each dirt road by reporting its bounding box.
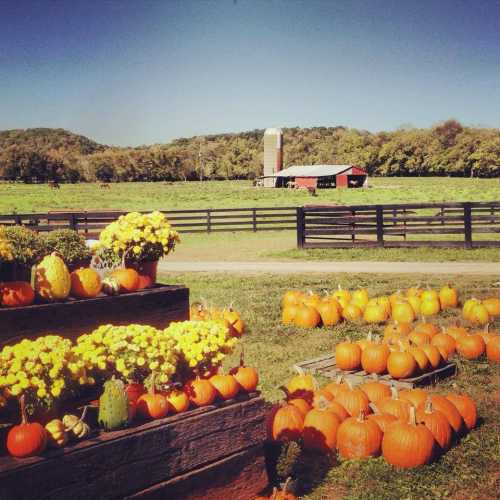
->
[159,260,500,275]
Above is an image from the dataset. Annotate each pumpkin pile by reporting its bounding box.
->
[190,301,245,337]
[268,370,479,469]
[281,285,464,329]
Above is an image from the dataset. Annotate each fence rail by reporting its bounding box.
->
[0,207,297,237]
[297,201,500,249]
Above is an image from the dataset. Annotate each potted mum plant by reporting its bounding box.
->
[43,229,92,271]
[0,225,47,282]
[95,211,180,283]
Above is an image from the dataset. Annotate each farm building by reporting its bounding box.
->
[271,164,368,189]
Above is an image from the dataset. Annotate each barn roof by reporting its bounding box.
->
[276,164,367,177]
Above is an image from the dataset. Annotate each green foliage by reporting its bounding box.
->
[42,229,91,265]
[0,121,499,182]
[276,440,303,480]
[1,225,47,265]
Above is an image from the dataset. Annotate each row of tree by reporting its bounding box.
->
[0,121,499,183]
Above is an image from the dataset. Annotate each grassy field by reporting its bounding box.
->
[159,271,499,500]
[1,177,500,213]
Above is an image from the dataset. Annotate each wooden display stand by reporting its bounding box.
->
[0,284,190,347]
[0,394,267,500]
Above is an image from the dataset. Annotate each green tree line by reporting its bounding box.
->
[0,121,499,183]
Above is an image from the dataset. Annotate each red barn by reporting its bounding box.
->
[272,165,368,188]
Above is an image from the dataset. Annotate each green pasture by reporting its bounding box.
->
[159,271,500,500]
[0,177,499,214]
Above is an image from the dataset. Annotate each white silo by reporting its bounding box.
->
[263,128,283,187]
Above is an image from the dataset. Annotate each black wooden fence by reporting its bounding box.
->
[0,207,297,237]
[297,201,500,249]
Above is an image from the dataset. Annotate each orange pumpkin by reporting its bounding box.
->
[383,321,412,343]
[431,333,456,356]
[412,321,440,338]
[377,386,413,422]
[272,404,304,441]
[387,350,416,379]
[288,398,311,417]
[392,302,415,323]
[367,410,398,434]
[456,334,486,360]
[408,330,431,347]
[399,388,428,409]
[286,371,315,399]
[418,395,463,434]
[185,378,217,407]
[361,342,390,374]
[334,380,370,417]
[335,339,362,371]
[294,304,321,328]
[323,375,347,399]
[232,365,259,392]
[70,268,102,298]
[445,324,469,341]
[315,300,341,326]
[0,281,35,307]
[324,400,350,422]
[407,346,430,373]
[111,268,140,293]
[223,307,245,337]
[165,389,190,413]
[137,392,168,420]
[486,335,500,362]
[483,297,500,316]
[415,398,452,451]
[209,373,240,400]
[302,407,341,452]
[382,407,434,468]
[421,344,443,369]
[446,393,477,431]
[342,303,363,322]
[337,410,382,459]
[281,290,304,308]
[359,376,391,404]
[420,298,441,317]
[312,388,334,407]
[137,274,153,289]
[282,304,299,325]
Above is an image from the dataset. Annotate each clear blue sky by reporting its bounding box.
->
[1,0,499,146]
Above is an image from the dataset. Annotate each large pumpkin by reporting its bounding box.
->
[387,349,416,379]
[439,285,458,309]
[382,407,434,468]
[431,333,456,356]
[35,252,71,301]
[483,297,500,316]
[294,304,321,329]
[286,371,315,399]
[392,302,415,324]
[361,342,390,375]
[209,373,240,400]
[272,404,304,441]
[0,281,35,307]
[359,376,391,404]
[377,386,413,422]
[337,410,382,459]
[415,398,452,452]
[70,268,102,298]
[184,378,216,407]
[334,380,370,417]
[315,300,341,326]
[486,335,500,362]
[446,393,477,431]
[418,395,463,434]
[335,339,362,371]
[456,334,485,360]
[302,407,341,452]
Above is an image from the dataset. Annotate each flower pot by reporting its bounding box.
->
[125,259,158,285]
[0,262,32,283]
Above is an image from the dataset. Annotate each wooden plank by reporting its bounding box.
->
[0,396,266,500]
[297,207,305,248]
[0,284,189,347]
[124,444,266,500]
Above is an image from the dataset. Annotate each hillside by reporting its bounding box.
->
[0,121,499,182]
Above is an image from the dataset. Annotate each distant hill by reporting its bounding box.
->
[0,128,106,156]
[0,121,499,182]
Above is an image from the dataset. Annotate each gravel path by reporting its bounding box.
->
[158,260,500,275]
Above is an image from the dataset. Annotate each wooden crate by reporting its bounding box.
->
[0,393,267,500]
[0,284,189,347]
[294,353,457,389]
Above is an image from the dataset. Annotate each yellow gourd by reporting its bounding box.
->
[45,419,68,448]
[35,253,71,301]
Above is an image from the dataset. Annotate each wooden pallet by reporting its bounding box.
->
[0,393,267,500]
[293,353,457,389]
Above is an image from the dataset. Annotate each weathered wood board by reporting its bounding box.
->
[0,394,267,500]
[0,284,189,347]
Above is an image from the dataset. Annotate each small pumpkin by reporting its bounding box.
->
[367,404,398,433]
[382,406,434,468]
[45,419,69,448]
[231,362,259,393]
[137,391,168,420]
[210,372,240,400]
[6,396,47,458]
[334,380,370,417]
[486,335,500,362]
[294,304,321,328]
[412,321,440,338]
[110,268,140,293]
[377,386,413,422]
[0,281,35,307]
[185,378,217,407]
[337,410,382,459]
[323,375,346,399]
[361,339,390,375]
[392,302,415,324]
[483,297,500,316]
[421,344,443,370]
[420,298,441,317]
[399,388,428,409]
[70,267,102,298]
[431,333,456,356]
[286,369,316,399]
[335,338,362,371]
[223,306,245,337]
[418,395,463,434]
[387,348,416,379]
[359,375,391,404]
[316,300,341,326]
[439,285,458,309]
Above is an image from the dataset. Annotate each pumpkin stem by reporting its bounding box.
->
[390,385,399,400]
[345,379,354,391]
[335,374,343,385]
[369,402,380,415]
[408,406,417,426]
[283,477,291,494]
[150,371,156,395]
[294,366,305,376]
[424,397,433,415]
[357,410,366,422]
[367,330,373,341]
[19,394,28,425]
[316,395,330,411]
[270,487,278,500]
[279,385,291,399]
[239,348,245,367]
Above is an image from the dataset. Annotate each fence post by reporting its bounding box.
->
[463,202,472,249]
[296,207,305,248]
[252,208,257,232]
[69,213,77,231]
[376,205,384,247]
[207,209,212,233]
